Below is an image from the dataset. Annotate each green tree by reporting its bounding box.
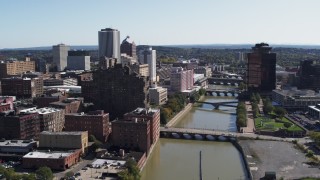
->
[119,159,141,180]
[35,167,53,180]
[263,98,274,114]
[238,82,246,90]
[309,131,320,146]
[274,107,286,118]
[64,171,74,179]
[198,88,206,96]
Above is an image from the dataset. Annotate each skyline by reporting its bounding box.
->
[1,0,320,49]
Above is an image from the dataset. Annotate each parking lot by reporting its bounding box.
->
[287,112,320,131]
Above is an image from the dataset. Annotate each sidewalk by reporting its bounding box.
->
[241,101,255,133]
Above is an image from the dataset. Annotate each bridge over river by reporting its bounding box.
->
[160,127,294,142]
[196,100,238,109]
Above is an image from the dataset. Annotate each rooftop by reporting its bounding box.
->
[128,107,159,116]
[273,88,320,97]
[0,139,36,147]
[40,131,86,136]
[19,107,62,115]
[23,151,74,159]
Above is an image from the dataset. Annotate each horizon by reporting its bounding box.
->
[1,0,320,49]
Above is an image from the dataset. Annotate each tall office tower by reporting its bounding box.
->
[120,36,137,59]
[81,65,150,119]
[67,50,91,70]
[98,28,121,63]
[246,43,276,92]
[170,67,194,92]
[298,60,320,90]
[139,47,157,82]
[53,44,70,71]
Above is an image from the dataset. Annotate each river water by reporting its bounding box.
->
[141,96,247,180]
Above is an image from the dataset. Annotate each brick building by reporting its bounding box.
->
[0,111,40,140]
[49,98,82,114]
[23,149,82,170]
[0,60,35,79]
[20,107,65,132]
[82,65,149,119]
[33,95,66,108]
[1,77,43,98]
[65,110,110,142]
[112,119,151,154]
[124,108,160,145]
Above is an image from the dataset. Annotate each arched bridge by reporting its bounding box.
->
[160,127,237,141]
[196,101,238,109]
[208,78,243,85]
[205,89,241,97]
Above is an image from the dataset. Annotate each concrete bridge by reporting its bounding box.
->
[208,77,243,85]
[196,101,238,109]
[205,89,241,96]
[160,127,295,142]
[211,74,244,79]
[160,127,237,141]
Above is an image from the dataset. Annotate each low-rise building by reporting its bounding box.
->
[308,104,320,119]
[23,149,82,170]
[33,95,66,108]
[50,98,82,114]
[39,131,88,154]
[272,88,320,110]
[0,139,37,154]
[149,86,168,105]
[65,110,110,142]
[194,66,212,77]
[1,77,43,98]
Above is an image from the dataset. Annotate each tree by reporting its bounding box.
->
[309,131,320,146]
[238,82,246,90]
[263,98,274,114]
[64,171,74,179]
[274,107,286,118]
[119,159,140,180]
[198,88,206,96]
[35,167,53,180]
[89,135,97,142]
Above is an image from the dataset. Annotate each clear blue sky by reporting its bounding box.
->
[1,0,320,48]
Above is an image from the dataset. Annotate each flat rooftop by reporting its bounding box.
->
[23,151,74,159]
[40,131,86,136]
[19,107,62,115]
[0,140,36,147]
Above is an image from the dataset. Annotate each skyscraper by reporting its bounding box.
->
[246,43,276,92]
[298,60,320,90]
[67,50,91,70]
[139,47,157,82]
[53,44,70,71]
[120,36,137,58]
[98,28,120,63]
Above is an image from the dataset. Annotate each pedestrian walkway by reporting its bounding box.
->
[241,101,255,133]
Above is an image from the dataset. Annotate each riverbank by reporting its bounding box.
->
[239,140,320,179]
[165,103,193,127]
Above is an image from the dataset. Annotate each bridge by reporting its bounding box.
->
[211,73,244,79]
[205,88,241,96]
[196,101,238,109]
[160,127,236,141]
[208,77,243,85]
[160,127,295,142]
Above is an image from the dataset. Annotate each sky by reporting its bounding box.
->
[1,0,320,48]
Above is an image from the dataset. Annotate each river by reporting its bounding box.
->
[141,96,247,180]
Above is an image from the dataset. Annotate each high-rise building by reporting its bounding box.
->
[53,44,70,71]
[298,60,320,90]
[0,60,35,79]
[67,50,91,70]
[120,36,137,59]
[246,43,276,92]
[81,65,149,119]
[170,67,194,92]
[98,28,120,63]
[65,110,110,142]
[139,48,157,82]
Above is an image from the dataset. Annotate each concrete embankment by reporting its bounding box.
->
[165,103,193,127]
[232,141,253,180]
